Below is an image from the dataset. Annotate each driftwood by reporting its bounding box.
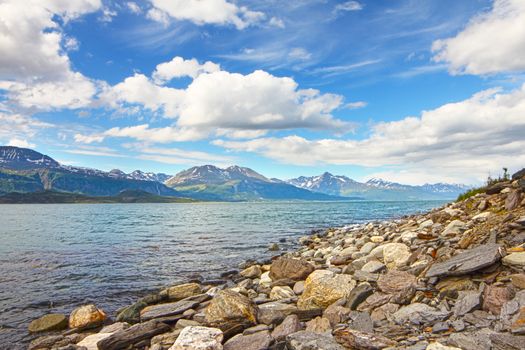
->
[426,244,504,278]
[140,300,199,321]
[97,320,170,350]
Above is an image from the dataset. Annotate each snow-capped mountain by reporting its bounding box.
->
[288,173,469,200]
[0,146,60,170]
[288,172,366,196]
[0,146,179,197]
[128,170,171,183]
[165,165,272,187]
[164,165,344,201]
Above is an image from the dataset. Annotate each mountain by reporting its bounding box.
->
[165,165,350,201]
[288,172,469,200]
[0,146,180,197]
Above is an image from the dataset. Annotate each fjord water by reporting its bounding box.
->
[0,200,445,346]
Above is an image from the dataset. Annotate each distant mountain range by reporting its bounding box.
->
[0,146,469,202]
[287,172,469,200]
[0,146,179,197]
[164,164,347,201]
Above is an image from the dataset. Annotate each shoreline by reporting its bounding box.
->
[23,176,525,349]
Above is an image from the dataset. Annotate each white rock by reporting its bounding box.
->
[502,252,525,266]
[370,236,384,243]
[382,243,411,269]
[259,272,272,288]
[472,212,492,221]
[419,219,433,229]
[341,246,357,256]
[170,326,223,350]
[442,220,466,236]
[77,333,113,350]
[270,286,295,300]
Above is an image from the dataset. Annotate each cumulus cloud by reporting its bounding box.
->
[0,0,100,111]
[147,0,265,29]
[214,84,525,184]
[152,57,221,83]
[432,0,525,75]
[88,58,350,143]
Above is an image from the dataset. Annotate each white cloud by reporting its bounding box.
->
[345,101,367,109]
[0,73,97,110]
[432,0,525,75]
[7,138,36,149]
[269,17,285,28]
[214,84,525,184]
[288,48,312,61]
[93,61,350,143]
[147,0,265,29]
[136,146,235,166]
[127,2,142,14]
[334,1,363,14]
[0,112,53,142]
[0,0,100,111]
[152,57,221,84]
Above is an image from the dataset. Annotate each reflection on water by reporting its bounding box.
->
[0,200,445,347]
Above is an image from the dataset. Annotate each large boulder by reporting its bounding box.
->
[28,314,68,333]
[69,304,106,329]
[205,290,258,326]
[269,258,315,281]
[297,270,356,310]
[169,326,223,350]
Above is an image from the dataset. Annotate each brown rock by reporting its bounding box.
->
[436,277,477,298]
[482,284,514,315]
[377,270,416,294]
[510,307,525,334]
[240,265,262,279]
[163,283,202,301]
[334,328,397,349]
[297,270,356,310]
[269,258,315,281]
[69,304,106,329]
[330,255,352,266]
[324,303,351,326]
[224,330,272,350]
[205,290,258,326]
[97,320,171,350]
[271,315,302,341]
[510,274,525,289]
[305,316,332,334]
[28,314,68,333]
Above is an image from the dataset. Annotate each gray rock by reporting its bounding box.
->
[454,291,481,316]
[426,244,504,278]
[140,300,199,321]
[347,311,374,333]
[257,301,298,325]
[346,283,373,310]
[490,333,525,350]
[286,331,344,350]
[448,330,493,350]
[392,303,451,325]
[432,322,449,333]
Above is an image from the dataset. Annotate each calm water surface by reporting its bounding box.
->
[0,200,446,347]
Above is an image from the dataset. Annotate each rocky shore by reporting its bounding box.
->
[26,169,525,350]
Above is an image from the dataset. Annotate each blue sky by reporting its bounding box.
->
[1,0,525,184]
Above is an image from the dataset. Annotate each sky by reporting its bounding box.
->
[1,0,525,185]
